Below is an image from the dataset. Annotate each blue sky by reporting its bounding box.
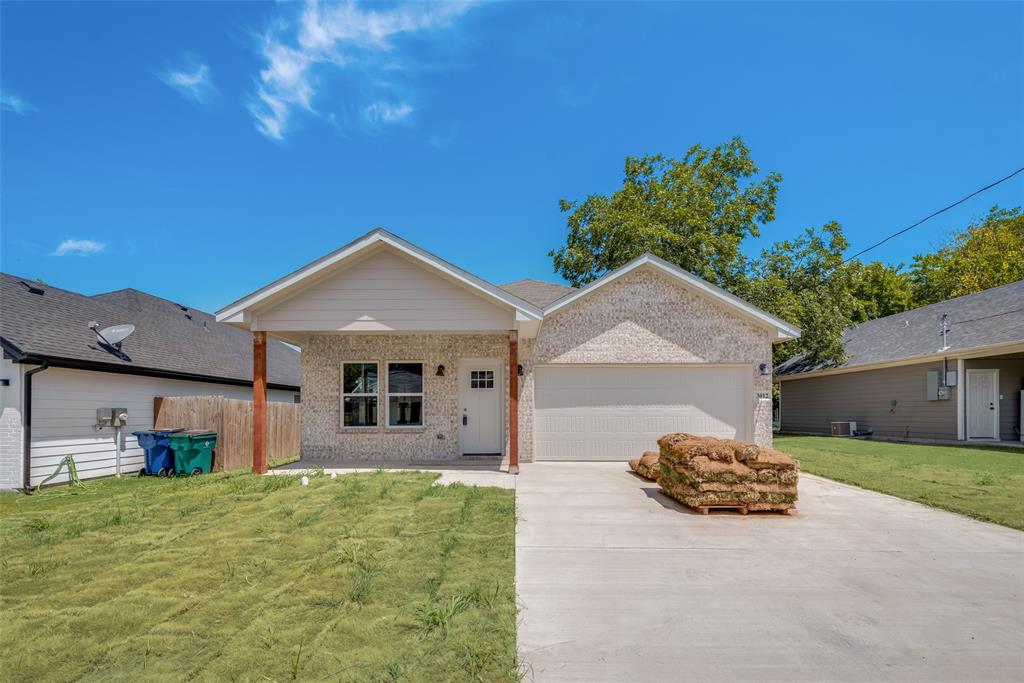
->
[2,1,1022,313]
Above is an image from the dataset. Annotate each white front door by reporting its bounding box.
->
[966,369,999,439]
[458,359,503,455]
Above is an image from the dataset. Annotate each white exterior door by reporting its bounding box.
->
[458,359,503,455]
[966,369,999,439]
[533,365,751,461]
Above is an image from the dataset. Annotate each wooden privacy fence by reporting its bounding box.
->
[153,396,300,471]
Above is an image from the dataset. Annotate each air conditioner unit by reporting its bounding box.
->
[831,421,857,437]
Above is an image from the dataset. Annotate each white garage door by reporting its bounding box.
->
[533,365,750,461]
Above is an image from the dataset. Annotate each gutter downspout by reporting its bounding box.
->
[22,362,50,494]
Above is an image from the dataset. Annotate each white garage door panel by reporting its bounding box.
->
[534,366,749,461]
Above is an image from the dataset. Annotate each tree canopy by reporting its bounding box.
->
[909,206,1024,306]
[550,137,780,290]
[550,138,1021,369]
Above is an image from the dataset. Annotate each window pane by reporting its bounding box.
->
[343,363,377,395]
[388,363,423,393]
[389,396,423,426]
[344,396,378,427]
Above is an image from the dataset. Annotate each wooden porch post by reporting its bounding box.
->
[253,330,268,475]
[509,330,519,475]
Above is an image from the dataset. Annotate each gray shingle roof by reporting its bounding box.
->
[499,279,576,308]
[776,280,1024,376]
[0,274,300,389]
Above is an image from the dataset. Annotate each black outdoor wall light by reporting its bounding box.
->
[517,364,523,376]
[435,365,446,377]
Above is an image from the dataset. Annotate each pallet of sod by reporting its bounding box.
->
[628,451,662,481]
[656,434,798,514]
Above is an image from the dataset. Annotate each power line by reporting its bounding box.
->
[841,166,1024,265]
[950,307,1024,326]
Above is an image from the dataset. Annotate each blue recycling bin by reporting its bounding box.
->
[133,429,181,477]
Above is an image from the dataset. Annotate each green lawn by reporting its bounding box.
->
[775,436,1024,530]
[0,469,517,682]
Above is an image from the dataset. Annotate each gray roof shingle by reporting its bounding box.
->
[776,280,1024,376]
[499,279,576,308]
[0,274,300,389]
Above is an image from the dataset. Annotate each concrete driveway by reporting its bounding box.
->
[516,462,1024,682]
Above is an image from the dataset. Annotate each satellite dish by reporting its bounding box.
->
[89,322,135,348]
[99,324,135,346]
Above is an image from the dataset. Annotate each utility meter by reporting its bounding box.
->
[96,408,128,429]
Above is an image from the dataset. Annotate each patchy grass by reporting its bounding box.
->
[775,436,1024,530]
[0,469,518,682]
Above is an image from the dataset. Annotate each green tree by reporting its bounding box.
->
[742,222,856,367]
[848,261,914,323]
[550,137,781,289]
[909,206,1024,305]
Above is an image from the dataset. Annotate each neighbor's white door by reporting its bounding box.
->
[533,365,751,461]
[966,369,999,439]
[458,359,503,455]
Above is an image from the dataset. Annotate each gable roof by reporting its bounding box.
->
[776,280,1024,377]
[499,279,576,308]
[0,274,301,390]
[216,228,543,323]
[542,253,801,342]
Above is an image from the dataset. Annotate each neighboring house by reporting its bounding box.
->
[216,229,799,467]
[0,274,301,489]
[777,280,1024,443]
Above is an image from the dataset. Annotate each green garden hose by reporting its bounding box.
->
[35,455,84,491]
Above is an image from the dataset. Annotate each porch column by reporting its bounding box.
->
[253,330,268,475]
[509,330,519,475]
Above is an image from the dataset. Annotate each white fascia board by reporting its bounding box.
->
[542,253,801,341]
[215,228,542,324]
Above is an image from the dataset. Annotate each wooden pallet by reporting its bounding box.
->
[692,504,748,515]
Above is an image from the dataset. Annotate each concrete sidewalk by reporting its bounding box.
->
[515,462,1024,682]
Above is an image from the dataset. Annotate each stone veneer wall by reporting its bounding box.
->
[301,333,509,460]
[516,267,774,460]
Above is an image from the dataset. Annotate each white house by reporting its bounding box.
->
[0,275,300,489]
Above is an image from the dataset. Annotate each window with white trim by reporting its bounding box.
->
[341,362,378,427]
[387,362,423,427]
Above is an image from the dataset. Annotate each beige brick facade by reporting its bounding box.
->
[301,334,509,460]
[518,267,774,460]
[300,266,774,462]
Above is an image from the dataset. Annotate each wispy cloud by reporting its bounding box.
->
[160,56,216,102]
[1,91,35,115]
[53,239,105,257]
[364,100,413,125]
[249,0,477,141]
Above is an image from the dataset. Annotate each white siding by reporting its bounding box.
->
[256,248,515,332]
[0,366,295,488]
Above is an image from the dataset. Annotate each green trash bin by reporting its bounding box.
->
[168,430,218,476]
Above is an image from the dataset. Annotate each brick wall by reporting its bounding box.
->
[299,266,775,462]
[518,267,774,459]
[301,334,509,460]
[0,359,24,489]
